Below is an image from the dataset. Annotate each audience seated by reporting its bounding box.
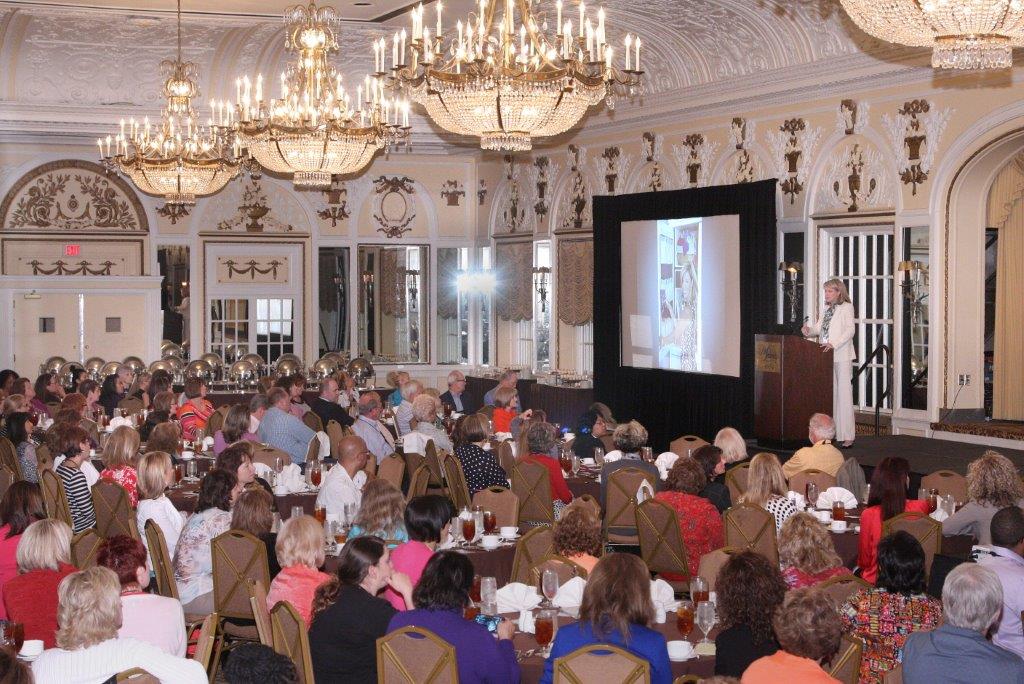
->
[942,450,1024,545]
[216,441,274,498]
[317,435,369,516]
[232,487,280,578]
[977,505,1024,659]
[384,495,454,610]
[520,421,573,514]
[483,370,519,407]
[146,420,183,461]
[0,370,17,396]
[351,392,396,465]
[175,378,214,441]
[223,643,298,684]
[6,412,38,483]
[309,536,414,682]
[30,566,206,682]
[453,413,509,496]
[139,390,175,441]
[0,646,32,684]
[394,379,423,436]
[98,367,132,418]
[739,452,797,531]
[903,563,1024,683]
[857,456,930,584]
[266,515,330,625]
[600,420,660,506]
[174,468,239,614]
[693,444,731,514]
[77,379,102,420]
[842,531,942,683]
[542,552,671,684]
[781,413,845,479]
[440,370,477,414]
[409,394,453,452]
[248,393,270,434]
[0,482,46,619]
[350,479,408,546]
[126,370,151,409]
[570,408,608,460]
[333,370,358,411]
[34,372,65,415]
[3,519,77,648]
[96,535,186,656]
[213,403,259,456]
[654,456,724,578]
[552,505,603,574]
[715,550,785,678]
[54,425,97,533]
[491,386,528,436]
[99,425,140,506]
[309,376,354,429]
[0,395,28,440]
[714,426,749,467]
[136,450,186,563]
[258,388,317,465]
[385,370,410,408]
[778,513,852,589]
[388,550,520,683]
[276,374,311,419]
[742,587,844,684]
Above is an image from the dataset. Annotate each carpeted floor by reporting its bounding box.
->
[930,420,1024,442]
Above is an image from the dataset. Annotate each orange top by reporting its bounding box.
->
[492,406,517,433]
[741,651,841,684]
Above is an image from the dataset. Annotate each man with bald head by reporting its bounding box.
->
[316,435,369,515]
[352,391,396,464]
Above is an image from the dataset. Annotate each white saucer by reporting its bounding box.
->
[500,533,520,541]
[668,653,695,662]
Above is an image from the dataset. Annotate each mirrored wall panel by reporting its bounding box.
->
[358,245,429,363]
[157,246,190,347]
[900,226,929,411]
[318,247,351,357]
[438,247,470,364]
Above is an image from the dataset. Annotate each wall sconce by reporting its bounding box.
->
[534,266,551,313]
[778,261,803,330]
[898,260,927,322]
[404,269,420,303]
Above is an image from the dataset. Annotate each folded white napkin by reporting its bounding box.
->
[496,582,543,614]
[562,432,575,443]
[930,507,950,522]
[314,431,330,459]
[518,609,536,634]
[637,479,655,503]
[817,487,858,509]
[552,577,587,610]
[108,416,132,430]
[655,452,680,480]
[603,450,623,463]
[253,462,273,480]
[787,490,807,509]
[650,578,676,609]
[202,436,215,451]
[274,463,306,494]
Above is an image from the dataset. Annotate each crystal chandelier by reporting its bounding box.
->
[380,0,643,151]
[100,0,241,205]
[840,0,1024,69]
[222,2,409,188]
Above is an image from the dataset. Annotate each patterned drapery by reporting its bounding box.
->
[380,249,406,318]
[557,239,594,326]
[437,248,460,320]
[988,154,1024,420]
[495,241,533,322]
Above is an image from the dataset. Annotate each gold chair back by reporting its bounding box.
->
[71,528,103,568]
[920,470,968,503]
[511,460,555,526]
[605,467,656,544]
[882,511,942,579]
[304,436,320,465]
[376,626,458,684]
[818,573,872,607]
[0,437,22,480]
[302,411,323,433]
[530,554,587,585]
[206,405,231,438]
[378,453,406,491]
[828,634,864,684]
[270,600,316,684]
[442,454,472,510]
[472,487,520,528]
[723,503,779,566]
[35,444,54,472]
[789,469,838,495]
[0,467,13,503]
[570,495,601,521]
[92,480,139,540]
[114,668,159,683]
[144,519,179,600]
[41,468,72,527]
[883,663,903,684]
[248,579,274,646]
[407,465,431,501]
[117,397,144,415]
[696,547,743,592]
[510,524,554,585]
[326,420,345,460]
[192,612,219,673]
[497,441,516,475]
[552,643,651,684]
[253,445,291,468]
[635,498,690,579]
[212,529,270,621]
[424,441,445,489]
[669,434,708,458]
[724,463,750,505]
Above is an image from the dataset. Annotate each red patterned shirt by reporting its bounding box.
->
[176,399,214,441]
[841,588,942,683]
[100,465,139,507]
[654,491,724,580]
[781,565,852,589]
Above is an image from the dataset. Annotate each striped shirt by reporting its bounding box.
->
[56,461,96,533]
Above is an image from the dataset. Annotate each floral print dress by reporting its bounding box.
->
[99,465,139,507]
[653,490,724,580]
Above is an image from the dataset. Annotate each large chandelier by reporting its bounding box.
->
[840,0,1024,69]
[100,0,240,205]
[381,0,643,151]
[222,2,409,188]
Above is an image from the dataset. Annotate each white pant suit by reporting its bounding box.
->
[805,301,857,442]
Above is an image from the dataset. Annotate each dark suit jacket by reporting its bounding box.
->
[439,390,478,414]
[310,397,354,429]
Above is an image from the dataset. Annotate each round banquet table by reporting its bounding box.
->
[565,474,601,501]
[323,543,517,584]
[166,478,320,519]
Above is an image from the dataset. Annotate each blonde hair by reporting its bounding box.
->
[823,278,852,305]
[276,515,326,569]
[493,386,517,408]
[412,394,438,423]
[55,566,122,650]
[741,452,788,506]
[2,395,27,416]
[17,518,72,572]
[137,451,174,500]
[714,427,748,464]
[967,450,1024,508]
[612,420,648,454]
[102,425,140,470]
[778,512,843,574]
[352,479,406,539]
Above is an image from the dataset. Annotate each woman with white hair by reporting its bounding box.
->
[394,379,422,437]
[30,566,207,682]
[409,394,452,452]
[714,427,748,465]
[802,278,856,448]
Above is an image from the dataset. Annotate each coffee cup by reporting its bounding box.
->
[19,640,43,658]
[481,534,500,550]
[667,640,694,660]
[181,450,194,460]
[815,510,831,523]
[499,526,518,538]
[830,520,848,532]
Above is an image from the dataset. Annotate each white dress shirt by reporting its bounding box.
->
[316,465,367,516]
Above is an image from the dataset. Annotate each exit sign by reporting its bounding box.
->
[64,244,80,257]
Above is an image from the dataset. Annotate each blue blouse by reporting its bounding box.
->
[349,524,409,548]
[540,621,672,684]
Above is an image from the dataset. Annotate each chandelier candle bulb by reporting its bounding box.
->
[580,1,585,37]
[556,0,562,32]
[436,2,442,36]
[635,37,640,71]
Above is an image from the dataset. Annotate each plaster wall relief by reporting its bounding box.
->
[493,155,530,235]
[838,99,870,136]
[596,146,627,194]
[626,132,678,193]
[477,180,488,206]
[211,177,298,233]
[440,179,466,207]
[556,144,595,232]
[672,133,718,189]
[317,177,351,228]
[2,239,142,276]
[718,118,764,184]
[767,118,821,205]
[215,255,289,284]
[527,156,557,221]
[881,99,952,196]
[814,138,896,213]
[156,203,190,226]
[372,176,417,238]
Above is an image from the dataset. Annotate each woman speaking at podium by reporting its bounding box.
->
[802,278,856,448]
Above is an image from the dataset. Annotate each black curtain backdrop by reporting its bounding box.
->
[592,179,778,451]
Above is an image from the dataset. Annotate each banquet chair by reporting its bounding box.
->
[696,547,743,592]
[530,554,588,584]
[45,401,62,416]
[407,465,431,501]
[570,495,601,521]
[144,520,181,601]
[302,411,323,433]
[669,434,708,458]
[117,396,144,416]
[510,525,554,585]
[325,420,345,459]
[511,460,555,527]
[81,418,101,446]
[472,487,520,528]
[497,441,516,476]
[114,668,159,683]
[270,601,316,684]
[0,467,13,503]
[192,612,219,673]
[40,468,73,528]
[253,445,291,469]
[376,626,458,684]
[92,480,140,540]
[304,436,320,467]
[605,467,656,545]
[0,437,23,480]
[883,664,903,684]
[35,443,54,472]
[818,573,872,607]
[206,405,230,438]
[480,405,496,419]
[724,463,750,505]
[442,455,472,510]
[882,512,942,579]
[210,529,271,680]
[71,528,103,568]
[789,469,837,496]
[827,633,864,684]
[424,441,446,491]
[404,450,426,484]
[635,499,691,588]
[920,470,968,503]
[378,453,406,492]
[552,643,650,684]
[247,579,273,647]
[723,503,779,566]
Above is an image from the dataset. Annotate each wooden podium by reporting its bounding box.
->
[754,334,834,448]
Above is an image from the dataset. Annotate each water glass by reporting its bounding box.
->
[689,576,709,604]
[291,505,305,521]
[640,446,653,462]
[186,459,197,481]
[274,457,284,475]
[695,601,716,644]
[806,481,819,508]
[571,455,581,477]
[480,577,498,615]
[541,569,559,607]
[593,447,604,464]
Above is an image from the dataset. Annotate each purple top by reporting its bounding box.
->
[387,609,520,684]
[212,430,259,456]
[30,397,51,418]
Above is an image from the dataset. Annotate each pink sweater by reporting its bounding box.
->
[384,541,435,611]
[266,565,331,626]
